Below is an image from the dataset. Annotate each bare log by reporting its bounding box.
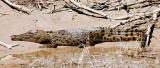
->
[2,0,33,14]
[0,41,19,49]
[66,0,108,18]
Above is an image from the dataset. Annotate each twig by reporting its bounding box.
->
[0,13,9,17]
[0,41,19,49]
[0,55,13,61]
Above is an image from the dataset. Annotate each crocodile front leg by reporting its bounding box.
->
[78,40,95,48]
[50,39,58,48]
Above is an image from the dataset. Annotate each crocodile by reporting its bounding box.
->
[10,27,146,48]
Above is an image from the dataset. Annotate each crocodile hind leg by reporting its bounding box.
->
[45,38,59,48]
[77,37,95,48]
[78,43,85,48]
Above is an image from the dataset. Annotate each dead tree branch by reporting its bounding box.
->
[2,0,33,14]
[111,7,160,30]
[105,0,160,11]
[65,0,109,18]
[114,8,160,20]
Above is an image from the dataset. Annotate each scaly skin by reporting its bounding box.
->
[11,27,145,48]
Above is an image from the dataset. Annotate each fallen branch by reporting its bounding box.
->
[66,5,106,18]
[114,8,160,20]
[105,0,145,11]
[111,16,151,30]
[112,0,160,20]
[0,41,19,49]
[112,7,160,29]
[2,0,33,14]
[66,0,109,18]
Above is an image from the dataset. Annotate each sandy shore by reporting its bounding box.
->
[0,0,160,67]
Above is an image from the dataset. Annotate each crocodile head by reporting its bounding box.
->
[11,30,48,43]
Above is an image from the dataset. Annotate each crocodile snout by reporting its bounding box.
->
[10,35,21,41]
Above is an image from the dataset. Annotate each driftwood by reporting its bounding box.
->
[0,41,19,49]
[2,0,33,14]
[65,0,109,18]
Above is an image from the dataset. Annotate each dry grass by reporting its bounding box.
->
[1,46,157,68]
